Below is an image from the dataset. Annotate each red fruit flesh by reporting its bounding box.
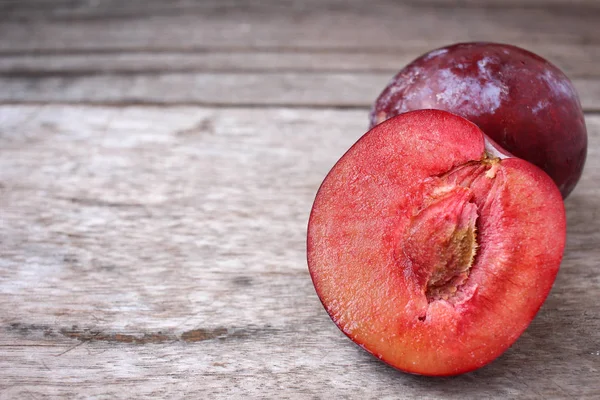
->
[308,110,565,376]
[370,42,587,198]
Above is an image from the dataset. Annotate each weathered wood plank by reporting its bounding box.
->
[1,73,599,111]
[0,51,422,74]
[1,0,599,20]
[0,1,598,55]
[0,72,385,107]
[1,43,599,78]
[0,106,360,336]
[0,106,599,397]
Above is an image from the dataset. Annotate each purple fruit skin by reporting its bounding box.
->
[370,42,587,198]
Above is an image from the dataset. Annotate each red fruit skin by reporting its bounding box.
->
[370,42,587,198]
[308,110,566,376]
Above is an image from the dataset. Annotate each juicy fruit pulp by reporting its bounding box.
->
[370,42,587,198]
[308,110,565,376]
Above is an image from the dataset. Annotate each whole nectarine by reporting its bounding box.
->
[370,42,587,198]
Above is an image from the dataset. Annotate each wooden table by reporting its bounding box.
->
[1,1,599,398]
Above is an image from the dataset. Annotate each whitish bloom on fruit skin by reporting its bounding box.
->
[423,48,449,60]
[532,100,550,114]
[434,68,508,116]
[477,57,492,73]
[404,86,435,109]
[540,70,577,100]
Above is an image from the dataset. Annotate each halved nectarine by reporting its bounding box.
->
[308,110,565,376]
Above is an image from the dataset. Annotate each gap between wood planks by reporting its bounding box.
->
[0,43,599,78]
[5,322,277,345]
[0,101,599,115]
[0,68,599,79]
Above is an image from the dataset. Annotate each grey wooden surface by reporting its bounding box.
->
[0,1,599,398]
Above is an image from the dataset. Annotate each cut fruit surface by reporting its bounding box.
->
[307,110,565,376]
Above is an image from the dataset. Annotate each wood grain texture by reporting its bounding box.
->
[1,43,599,78]
[0,106,599,398]
[1,0,598,55]
[1,0,600,397]
[2,0,599,23]
[1,73,599,111]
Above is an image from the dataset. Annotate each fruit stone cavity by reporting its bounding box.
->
[400,158,501,305]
